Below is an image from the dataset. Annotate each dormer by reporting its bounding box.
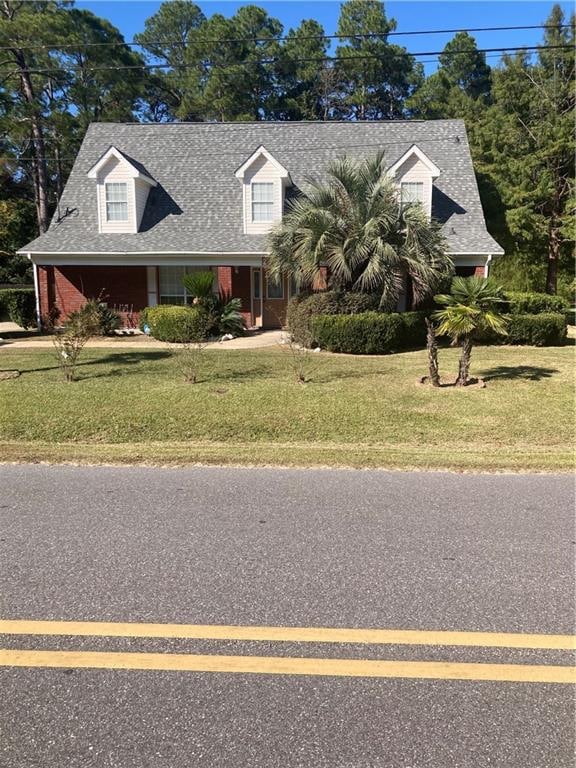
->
[388,145,440,219]
[87,146,157,234]
[235,146,291,234]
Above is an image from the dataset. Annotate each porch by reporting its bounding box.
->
[35,262,294,330]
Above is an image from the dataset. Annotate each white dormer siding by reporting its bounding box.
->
[388,145,440,220]
[243,155,284,234]
[88,146,156,234]
[235,146,291,234]
[96,156,136,233]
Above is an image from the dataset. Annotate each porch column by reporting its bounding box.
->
[146,266,158,306]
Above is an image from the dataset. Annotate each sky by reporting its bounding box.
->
[76,0,571,75]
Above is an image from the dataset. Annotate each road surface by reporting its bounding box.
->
[0,465,574,767]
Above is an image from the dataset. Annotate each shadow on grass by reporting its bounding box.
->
[481,365,559,382]
[12,350,173,377]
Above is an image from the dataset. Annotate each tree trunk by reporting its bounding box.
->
[545,216,560,294]
[456,337,473,386]
[425,318,441,387]
[13,47,50,233]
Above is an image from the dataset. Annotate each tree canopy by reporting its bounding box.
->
[0,0,573,295]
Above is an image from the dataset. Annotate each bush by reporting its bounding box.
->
[311,311,431,355]
[287,291,380,346]
[0,288,36,328]
[505,313,567,346]
[139,306,152,332]
[287,292,340,346]
[66,299,120,336]
[145,305,210,343]
[503,291,569,315]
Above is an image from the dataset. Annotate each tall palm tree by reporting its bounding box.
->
[267,152,453,310]
[433,277,508,386]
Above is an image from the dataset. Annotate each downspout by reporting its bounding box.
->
[31,256,41,332]
[484,254,493,279]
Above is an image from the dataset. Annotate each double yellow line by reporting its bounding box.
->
[1,619,574,684]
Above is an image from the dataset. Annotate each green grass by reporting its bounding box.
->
[0,345,573,472]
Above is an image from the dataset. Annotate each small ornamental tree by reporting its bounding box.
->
[433,276,508,386]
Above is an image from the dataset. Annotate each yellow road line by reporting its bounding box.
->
[0,649,574,684]
[0,619,574,650]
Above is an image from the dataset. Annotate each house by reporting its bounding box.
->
[19,120,504,329]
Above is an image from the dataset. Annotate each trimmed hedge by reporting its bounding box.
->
[312,311,428,355]
[0,287,36,329]
[287,291,380,346]
[503,291,569,315]
[143,305,210,343]
[505,313,567,346]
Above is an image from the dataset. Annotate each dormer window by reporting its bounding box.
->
[400,181,424,210]
[388,145,440,220]
[235,145,292,234]
[251,182,274,222]
[105,182,128,222]
[87,146,157,234]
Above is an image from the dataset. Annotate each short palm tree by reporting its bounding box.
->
[267,152,453,310]
[433,277,508,386]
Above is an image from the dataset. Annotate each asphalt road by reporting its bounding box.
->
[0,464,574,767]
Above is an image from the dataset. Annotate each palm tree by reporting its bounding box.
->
[433,277,508,386]
[267,152,453,310]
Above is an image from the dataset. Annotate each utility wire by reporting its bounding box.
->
[9,134,464,165]
[0,22,572,51]
[7,44,572,77]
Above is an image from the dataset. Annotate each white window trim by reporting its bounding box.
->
[105,182,129,222]
[251,182,275,223]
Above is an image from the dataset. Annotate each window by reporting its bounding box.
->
[251,182,274,222]
[105,182,128,221]
[159,265,186,304]
[266,275,284,299]
[400,182,424,209]
[158,266,214,304]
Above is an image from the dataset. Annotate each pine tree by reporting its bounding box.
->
[335,0,423,120]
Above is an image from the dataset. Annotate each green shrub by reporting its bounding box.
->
[398,311,430,349]
[505,313,567,346]
[287,292,340,346]
[336,292,381,315]
[503,291,569,315]
[0,287,36,328]
[146,305,210,343]
[287,291,381,346]
[312,312,404,354]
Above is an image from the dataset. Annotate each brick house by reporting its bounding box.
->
[20,120,503,329]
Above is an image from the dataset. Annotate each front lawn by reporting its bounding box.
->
[0,346,573,472]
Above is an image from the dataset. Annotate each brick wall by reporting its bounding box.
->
[217,266,253,327]
[40,265,148,328]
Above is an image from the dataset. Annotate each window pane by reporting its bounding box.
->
[400,182,424,204]
[106,201,128,221]
[253,269,261,299]
[267,276,283,299]
[252,183,274,202]
[105,182,128,221]
[252,202,273,222]
[252,182,274,222]
[159,266,186,303]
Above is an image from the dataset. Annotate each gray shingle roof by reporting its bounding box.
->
[20,120,503,256]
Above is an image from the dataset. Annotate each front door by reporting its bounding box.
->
[251,267,292,329]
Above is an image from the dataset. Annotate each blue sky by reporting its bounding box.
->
[77,1,570,75]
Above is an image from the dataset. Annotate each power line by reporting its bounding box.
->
[0,23,572,52]
[7,44,572,77]
[9,133,464,165]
